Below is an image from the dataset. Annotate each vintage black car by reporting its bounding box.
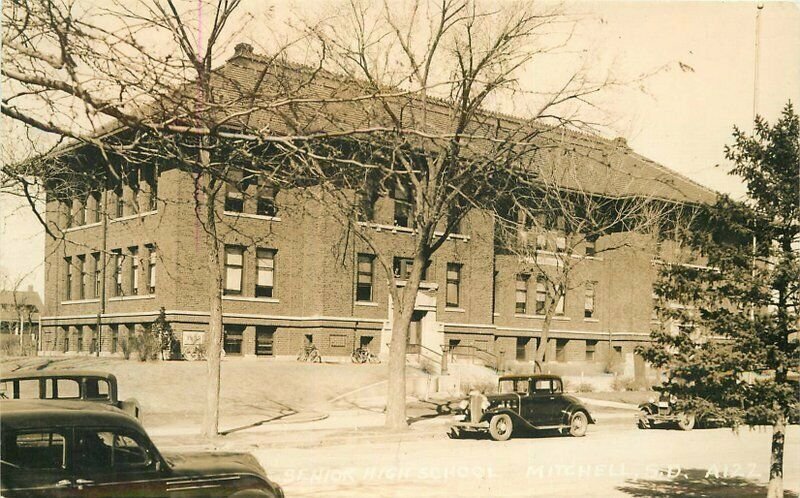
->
[637,393,699,430]
[0,400,284,497]
[0,370,141,420]
[450,374,595,441]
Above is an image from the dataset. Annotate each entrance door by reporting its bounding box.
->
[256,326,275,356]
[408,311,425,345]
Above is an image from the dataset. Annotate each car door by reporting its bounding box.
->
[547,379,572,425]
[72,428,168,498]
[528,379,559,426]
[1,429,77,498]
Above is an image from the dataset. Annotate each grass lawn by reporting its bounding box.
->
[1,356,388,429]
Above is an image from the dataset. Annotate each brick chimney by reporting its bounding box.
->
[234,42,254,58]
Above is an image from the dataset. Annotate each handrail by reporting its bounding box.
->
[450,344,499,371]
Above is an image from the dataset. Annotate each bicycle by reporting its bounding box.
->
[297,344,322,363]
[351,346,380,364]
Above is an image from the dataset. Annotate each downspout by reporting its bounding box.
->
[97,189,109,357]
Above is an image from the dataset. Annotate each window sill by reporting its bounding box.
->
[109,294,155,302]
[65,221,102,233]
[444,307,466,312]
[223,296,280,303]
[355,301,379,307]
[224,211,281,222]
[583,318,600,323]
[61,298,100,305]
[357,222,469,241]
[514,314,571,321]
[109,210,158,223]
[395,280,439,290]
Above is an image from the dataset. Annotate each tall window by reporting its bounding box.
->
[392,182,412,227]
[114,185,124,218]
[356,190,376,222]
[256,181,278,217]
[78,255,87,300]
[91,192,102,223]
[224,181,244,213]
[555,339,567,362]
[255,248,275,297]
[516,337,530,361]
[555,288,566,315]
[535,275,547,315]
[93,252,102,298]
[393,257,429,281]
[446,263,462,308]
[585,238,596,257]
[515,274,529,314]
[65,257,73,300]
[78,196,88,226]
[65,199,75,228]
[584,282,595,318]
[356,254,374,302]
[129,247,139,295]
[224,246,244,295]
[112,250,123,296]
[585,340,597,361]
[147,245,156,294]
[223,325,244,355]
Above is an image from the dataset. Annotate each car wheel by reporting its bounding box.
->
[676,413,696,431]
[489,414,513,441]
[569,411,588,437]
[637,409,651,429]
[229,489,276,497]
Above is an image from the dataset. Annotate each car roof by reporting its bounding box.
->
[1,370,117,381]
[499,374,562,381]
[0,400,141,432]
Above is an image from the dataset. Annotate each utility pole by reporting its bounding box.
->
[750,2,763,321]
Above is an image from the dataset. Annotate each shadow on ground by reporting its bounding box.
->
[616,468,798,497]
[407,399,458,425]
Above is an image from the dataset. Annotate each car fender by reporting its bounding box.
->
[560,402,595,425]
[638,402,658,414]
[480,408,527,427]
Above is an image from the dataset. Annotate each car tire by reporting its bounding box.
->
[676,413,696,431]
[489,414,513,441]
[229,489,276,497]
[569,411,588,437]
[637,409,651,429]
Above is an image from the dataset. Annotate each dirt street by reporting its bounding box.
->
[253,424,800,497]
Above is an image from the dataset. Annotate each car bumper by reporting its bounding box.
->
[451,420,489,431]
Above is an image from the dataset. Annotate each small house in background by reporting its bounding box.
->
[0,285,44,353]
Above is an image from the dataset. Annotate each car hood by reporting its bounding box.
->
[162,451,268,480]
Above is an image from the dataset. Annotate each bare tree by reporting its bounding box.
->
[283,0,622,429]
[494,140,686,368]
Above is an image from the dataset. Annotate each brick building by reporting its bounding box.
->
[38,47,715,372]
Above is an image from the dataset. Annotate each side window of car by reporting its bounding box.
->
[534,380,552,394]
[16,380,41,399]
[114,434,152,469]
[75,430,153,472]
[515,380,529,394]
[84,379,110,400]
[551,379,563,394]
[2,431,66,470]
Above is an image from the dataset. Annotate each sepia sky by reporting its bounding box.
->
[1,0,799,296]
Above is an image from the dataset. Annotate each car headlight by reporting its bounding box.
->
[481,398,490,410]
[458,399,469,410]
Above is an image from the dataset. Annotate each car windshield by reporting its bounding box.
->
[498,379,529,394]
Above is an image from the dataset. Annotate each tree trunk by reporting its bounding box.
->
[766,414,786,498]
[201,151,224,439]
[384,251,427,430]
[385,302,415,429]
[534,300,556,365]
